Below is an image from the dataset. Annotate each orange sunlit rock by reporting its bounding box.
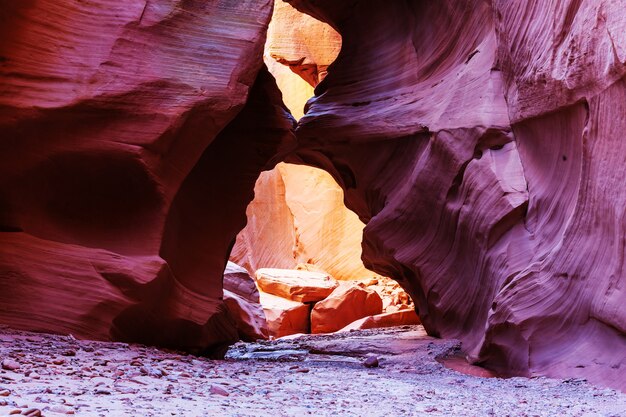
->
[255,268,338,303]
[311,283,383,334]
[232,163,381,281]
[266,0,341,87]
[259,292,310,338]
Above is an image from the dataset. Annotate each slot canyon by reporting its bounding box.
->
[0,0,625,416]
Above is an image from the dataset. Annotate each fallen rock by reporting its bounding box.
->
[210,385,230,397]
[224,290,269,342]
[259,292,310,338]
[1,359,20,371]
[311,283,383,333]
[223,262,269,341]
[339,310,421,332]
[363,356,379,368]
[255,269,338,303]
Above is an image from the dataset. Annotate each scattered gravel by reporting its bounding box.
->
[0,325,624,416]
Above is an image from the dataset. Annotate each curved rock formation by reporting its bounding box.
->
[266,0,341,87]
[2,0,625,390]
[288,0,626,389]
[0,0,294,355]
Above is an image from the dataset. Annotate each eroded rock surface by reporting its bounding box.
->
[0,0,295,355]
[288,0,626,389]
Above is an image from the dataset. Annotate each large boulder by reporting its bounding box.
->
[223,262,269,341]
[259,292,310,338]
[255,268,338,303]
[311,283,383,334]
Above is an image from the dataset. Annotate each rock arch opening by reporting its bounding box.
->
[225,1,419,340]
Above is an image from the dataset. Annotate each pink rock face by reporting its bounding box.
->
[0,0,295,355]
[289,0,626,389]
[311,283,382,334]
[223,262,269,342]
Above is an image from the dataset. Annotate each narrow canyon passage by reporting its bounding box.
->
[0,0,626,416]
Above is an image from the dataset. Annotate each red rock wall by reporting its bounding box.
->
[289,0,626,389]
[0,0,294,355]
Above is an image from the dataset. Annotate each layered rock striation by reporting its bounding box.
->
[288,0,626,389]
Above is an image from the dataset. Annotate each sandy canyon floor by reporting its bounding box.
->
[0,325,624,417]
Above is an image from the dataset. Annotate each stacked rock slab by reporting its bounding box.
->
[255,268,338,303]
[288,0,626,389]
[223,262,269,342]
[0,0,294,355]
[255,268,337,337]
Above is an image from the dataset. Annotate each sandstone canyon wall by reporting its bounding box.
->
[232,162,381,281]
[0,0,294,355]
[0,0,625,391]
[289,0,626,389]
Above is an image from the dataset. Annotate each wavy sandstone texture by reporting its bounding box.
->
[0,0,294,355]
[1,0,625,391]
[288,0,626,389]
[232,0,367,280]
[265,0,341,88]
[232,163,381,281]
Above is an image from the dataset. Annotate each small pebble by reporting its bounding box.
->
[1,359,20,371]
[210,385,229,397]
[364,356,379,368]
